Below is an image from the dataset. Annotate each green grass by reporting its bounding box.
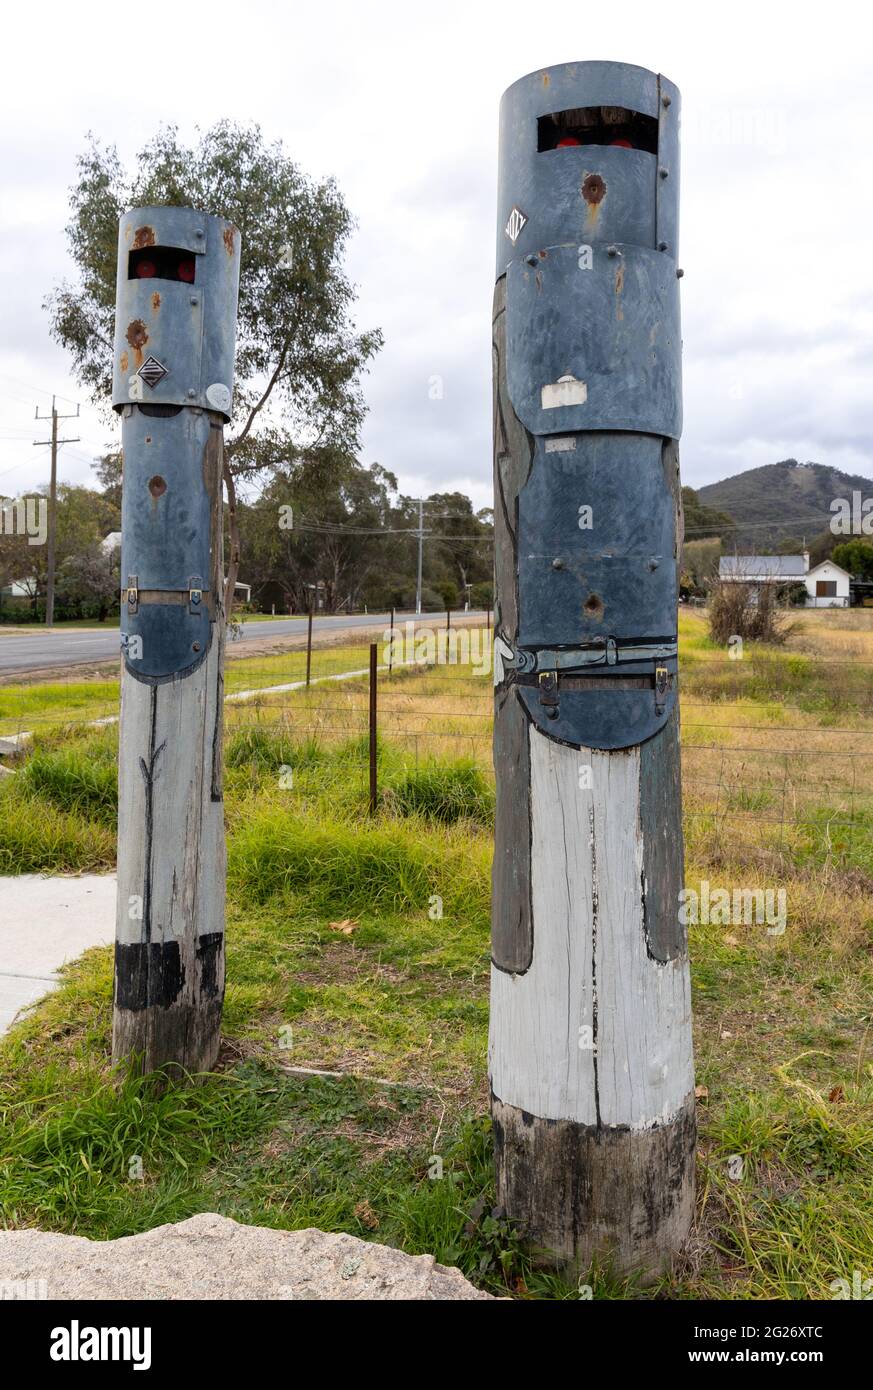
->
[1,613,872,1298]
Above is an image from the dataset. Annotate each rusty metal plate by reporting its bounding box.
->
[506,242,681,438]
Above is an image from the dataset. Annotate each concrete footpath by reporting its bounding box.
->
[0,875,115,1036]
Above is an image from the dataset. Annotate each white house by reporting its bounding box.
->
[718,552,850,607]
[804,559,850,607]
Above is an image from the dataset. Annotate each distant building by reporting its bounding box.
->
[718,551,850,607]
[803,559,850,607]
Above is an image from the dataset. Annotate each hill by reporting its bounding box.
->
[697,459,873,552]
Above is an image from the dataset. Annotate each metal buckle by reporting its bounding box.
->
[126,575,139,615]
[538,670,560,719]
[188,576,203,615]
[654,663,670,714]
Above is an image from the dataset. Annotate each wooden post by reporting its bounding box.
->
[305,603,314,688]
[489,63,694,1276]
[111,206,241,1076]
[388,605,395,676]
[368,642,378,814]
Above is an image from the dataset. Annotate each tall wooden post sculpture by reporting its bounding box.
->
[489,62,695,1274]
[111,207,241,1074]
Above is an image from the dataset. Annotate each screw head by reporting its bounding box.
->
[606,244,619,257]
[662,94,672,108]
[552,558,564,570]
[658,240,668,252]
[187,388,196,398]
[658,166,669,179]
[195,229,204,238]
[189,296,198,306]
[192,642,201,652]
[676,268,685,279]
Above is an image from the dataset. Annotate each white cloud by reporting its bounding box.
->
[1,0,871,505]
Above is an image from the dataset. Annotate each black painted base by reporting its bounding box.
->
[491,1089,696,1278]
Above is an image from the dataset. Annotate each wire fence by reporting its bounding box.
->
[2,615,872,851]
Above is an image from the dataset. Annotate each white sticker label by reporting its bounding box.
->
[206,382,231,411]
[541,375,588,409]
[545,436,577,453]
[505,206,527,245]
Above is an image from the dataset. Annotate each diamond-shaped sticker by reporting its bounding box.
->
[505,206,527,245]
[137,356,169,389]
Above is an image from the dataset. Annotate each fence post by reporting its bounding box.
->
[305,603,313,689]
[389,605,395,676]
[368,642,378,814]
[489,62,694,1276]
[111,205,241,1075]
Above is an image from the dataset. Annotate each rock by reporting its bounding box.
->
[0,1212,493,1300]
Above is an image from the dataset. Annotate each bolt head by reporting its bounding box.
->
[658,166,669,179]
[676,268,685,279]
[658,241,668,252]
[662,94,672,108]
[187,389,196,398]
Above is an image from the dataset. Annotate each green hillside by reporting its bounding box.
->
[697,459,873,552]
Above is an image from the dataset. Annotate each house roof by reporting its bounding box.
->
[806,560,850,579]
[719,555,806,579]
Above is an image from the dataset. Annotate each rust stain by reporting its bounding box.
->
[542,72,550,87]
[126,319,149,369]
[148,475,167,499]
[132,225,156,250]
[119,351,129,374]
[535,271,542,293]
[223,225,236,256]
[581,173,606,205]
[584,593,605,622]
[151,291,161,313]
[581,173,606,231]
[615,263,625,321]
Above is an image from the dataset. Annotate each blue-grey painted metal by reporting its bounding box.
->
[113,206,241,683]
[494,60,682,751]
[112,207,241,419]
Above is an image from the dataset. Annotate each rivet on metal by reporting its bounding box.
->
[658,166,669,179]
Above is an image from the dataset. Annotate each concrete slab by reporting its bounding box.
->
[0,874,115,1035]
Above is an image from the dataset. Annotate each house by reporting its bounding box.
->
[718,552,850,607]
[803,559,850,607]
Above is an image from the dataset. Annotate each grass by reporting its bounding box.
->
[1,613,872,1298]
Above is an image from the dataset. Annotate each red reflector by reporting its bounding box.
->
[135,259,157,278]
[609,138,633,148]
[556,136,581,147]
[177,258,196,283]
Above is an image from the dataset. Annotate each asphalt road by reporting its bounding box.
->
[0,611,485,675]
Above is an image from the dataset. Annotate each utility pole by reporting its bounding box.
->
[33,398,80,628]
[111,207,241,1075]
[490,62,694,1275]
[415,498,424,615]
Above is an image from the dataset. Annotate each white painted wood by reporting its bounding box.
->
[489,726,693,1128]
[115,633,224,950]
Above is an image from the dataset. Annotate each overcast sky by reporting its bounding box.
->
[2,0,871,513]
